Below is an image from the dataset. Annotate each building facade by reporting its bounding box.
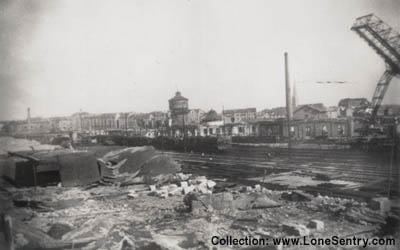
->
[223,108,257,123]
[199,110,224,136]
[338,98,370,118]
[293,104,328,120]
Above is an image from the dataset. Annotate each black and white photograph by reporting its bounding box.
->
[0,0,399,249]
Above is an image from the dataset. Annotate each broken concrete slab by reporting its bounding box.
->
[183,185,195,194]
[180,181,188,188]
[190,192,234,213]
[206,180,216,188]
[282,223,310,236]
[281,191,313,202]
[234,193,280,210]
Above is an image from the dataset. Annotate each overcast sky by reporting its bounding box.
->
[1,0,399,120]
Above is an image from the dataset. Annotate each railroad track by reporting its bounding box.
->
[162,148,398,193]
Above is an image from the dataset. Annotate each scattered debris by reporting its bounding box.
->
[234,193,281,210]
[0,141,396,249]
[191,192,234,214]
[281,190,313,202]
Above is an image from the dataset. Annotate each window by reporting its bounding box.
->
[290,126,295,136]
[231,117,235,123]
[216,128,221,134]
[209,128,213,134]
[203,129,207,135]
[238,127,244,133]
[338,125,345,135]
[322,125,328,135]
[306,126,312,136]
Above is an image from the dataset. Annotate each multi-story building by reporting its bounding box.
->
[188,109,205,125]
[327,106,338,119]
[257,107,286,120]
[49,117,73,132]
[80,112,133,134]
[223,108,257,123]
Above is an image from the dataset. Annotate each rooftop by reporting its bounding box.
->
[202,109,222,123]
[169,91,188,102]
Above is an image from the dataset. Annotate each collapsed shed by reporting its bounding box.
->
[98,146,181,185]
[1,150,100,187]
[0,146,181,188]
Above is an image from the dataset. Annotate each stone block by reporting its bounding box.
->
[369,197,391,215]
[191,192,234,213]
[307,219,324,230]
[207,180,216,188]
[169,187,183,196]
[183,185,195,194]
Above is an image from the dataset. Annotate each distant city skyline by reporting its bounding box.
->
[1,0,399,120]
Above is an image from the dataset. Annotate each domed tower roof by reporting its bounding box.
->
[202,109,222,123]
[169,91,188,102]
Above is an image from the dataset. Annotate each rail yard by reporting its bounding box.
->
[1,2,400,250]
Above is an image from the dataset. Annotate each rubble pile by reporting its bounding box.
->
[98,146,181,186]
[0,143,398,250]
[298,194,389,226]
[1,178,398,250]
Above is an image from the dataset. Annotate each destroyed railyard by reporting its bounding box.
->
[1,1,400,250]
[0,136,398,250]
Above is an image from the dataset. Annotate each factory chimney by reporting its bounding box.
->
[284,52,292,158]
[27,107,31,135]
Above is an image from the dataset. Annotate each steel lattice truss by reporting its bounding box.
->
[351,14,400,122]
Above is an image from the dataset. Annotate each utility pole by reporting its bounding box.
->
[27,107,31,137]
[125,113,129,146]
[222,104,225,136]
[182,106,186,152]
[284,52,292,159]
